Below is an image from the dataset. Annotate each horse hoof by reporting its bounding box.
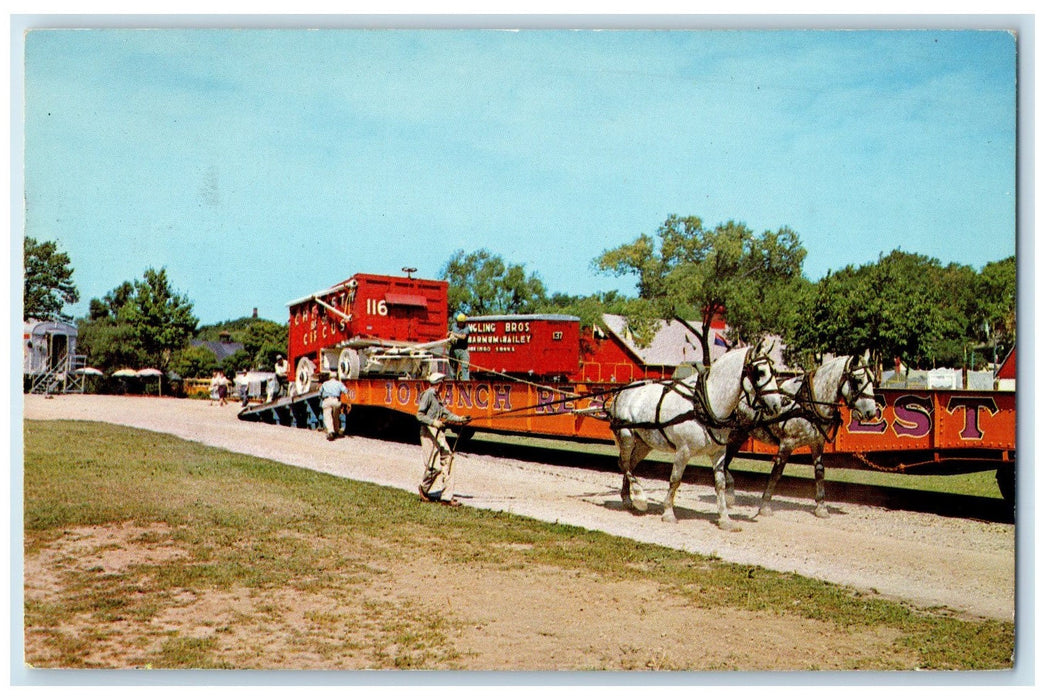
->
[633,498,649,513]
[814,506,830,519]
[661,511,677,524]
[757,506,774,518]
[726,494,737,507]
[718,518,742,532]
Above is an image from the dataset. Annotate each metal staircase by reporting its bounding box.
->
[28,353,88,395]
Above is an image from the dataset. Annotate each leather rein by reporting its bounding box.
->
[609,349,782,448]
[770,355,875,442]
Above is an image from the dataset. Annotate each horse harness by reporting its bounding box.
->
[609,349,781,449]
[767,355,875,442]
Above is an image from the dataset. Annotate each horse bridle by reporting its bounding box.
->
[608,347,781,447]
[771,354,875,441]
[741,349,783,419]
[840,355,875,407]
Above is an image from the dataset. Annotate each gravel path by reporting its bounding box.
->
[23,394,1015,621]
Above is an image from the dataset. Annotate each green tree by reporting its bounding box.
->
[123,269,198,369]
[539,289,636,332]
[934,262,983,367]
[24,237,79,321]
[77,268,198,372]
[788,250,978,371]
[88,282,134,321]
[221,349,253,378]
[241,319,289,370]
[441,249,547,317]
[194,317,260,342]
[595,215,807,366]
[976,256,1016,362]
[170,344,219,379]
[76,318,146,371]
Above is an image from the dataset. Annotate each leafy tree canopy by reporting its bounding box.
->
[195,317,268,342]
[977,256,1016,355]
[76,318,146,371]
[441,249,547,317]
[241,319,288,370]
[77,268,198,371]
[784,250,1015,371]
[595,215,807,365]
[24,237,79,322]
[170,344,219,379]
[124,269,198,366]
[538,290,634,332]
[221,349,253,377]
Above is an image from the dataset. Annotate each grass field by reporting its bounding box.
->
[23,420,1014,670]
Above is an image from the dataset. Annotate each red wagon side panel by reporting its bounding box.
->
[466,315,581,379]
[287,273,448,371]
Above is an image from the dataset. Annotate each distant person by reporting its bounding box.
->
[237,371,250,407]
[449,312,470,380]
[416,371,469,504]
[209,371,221,405]
[274,355,288,396]
[318,371,351,441]
[210,370,229,406]
[216,372,230,406]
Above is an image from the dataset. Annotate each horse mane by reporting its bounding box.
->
[809,355,851,408]
[703,346,750,422]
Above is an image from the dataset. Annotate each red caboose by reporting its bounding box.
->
[287,273,448,391]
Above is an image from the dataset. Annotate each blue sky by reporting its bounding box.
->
[20,28,1017,325]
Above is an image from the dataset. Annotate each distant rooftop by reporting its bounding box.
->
[601,314,789,369]
[190,340,244,362]
[601,314,725,367]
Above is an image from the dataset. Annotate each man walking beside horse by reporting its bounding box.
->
[416,371,470,505]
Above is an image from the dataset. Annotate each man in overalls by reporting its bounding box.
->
[417,371,469,504]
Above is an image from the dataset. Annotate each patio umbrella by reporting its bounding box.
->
[111,369,138,377]
[137,368,164,396]
[75,367,104,376]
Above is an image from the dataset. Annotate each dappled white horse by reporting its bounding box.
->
[607,342,785,531]
[719,351,878,518]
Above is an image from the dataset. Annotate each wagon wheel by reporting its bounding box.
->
[338,347,361,380]
[295,357,316,395]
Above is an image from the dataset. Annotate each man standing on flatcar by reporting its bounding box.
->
[274,354,288,397]
[449,312,470,380]
[416,371,469,504]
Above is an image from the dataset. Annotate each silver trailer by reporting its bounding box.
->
[23,318,86,394]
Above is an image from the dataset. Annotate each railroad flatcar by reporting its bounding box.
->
[241,270,1017,501]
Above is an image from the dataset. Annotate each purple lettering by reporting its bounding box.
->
[848,394,887,434]
[535,388,556,414]
[474,385,490,409]
[493,384,512,411]
[457,384,473,409]
[893,395,933,439]
[946,396,999,441]
[396,383,411,405]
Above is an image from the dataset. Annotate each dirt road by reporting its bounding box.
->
[23,394,1015,621]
